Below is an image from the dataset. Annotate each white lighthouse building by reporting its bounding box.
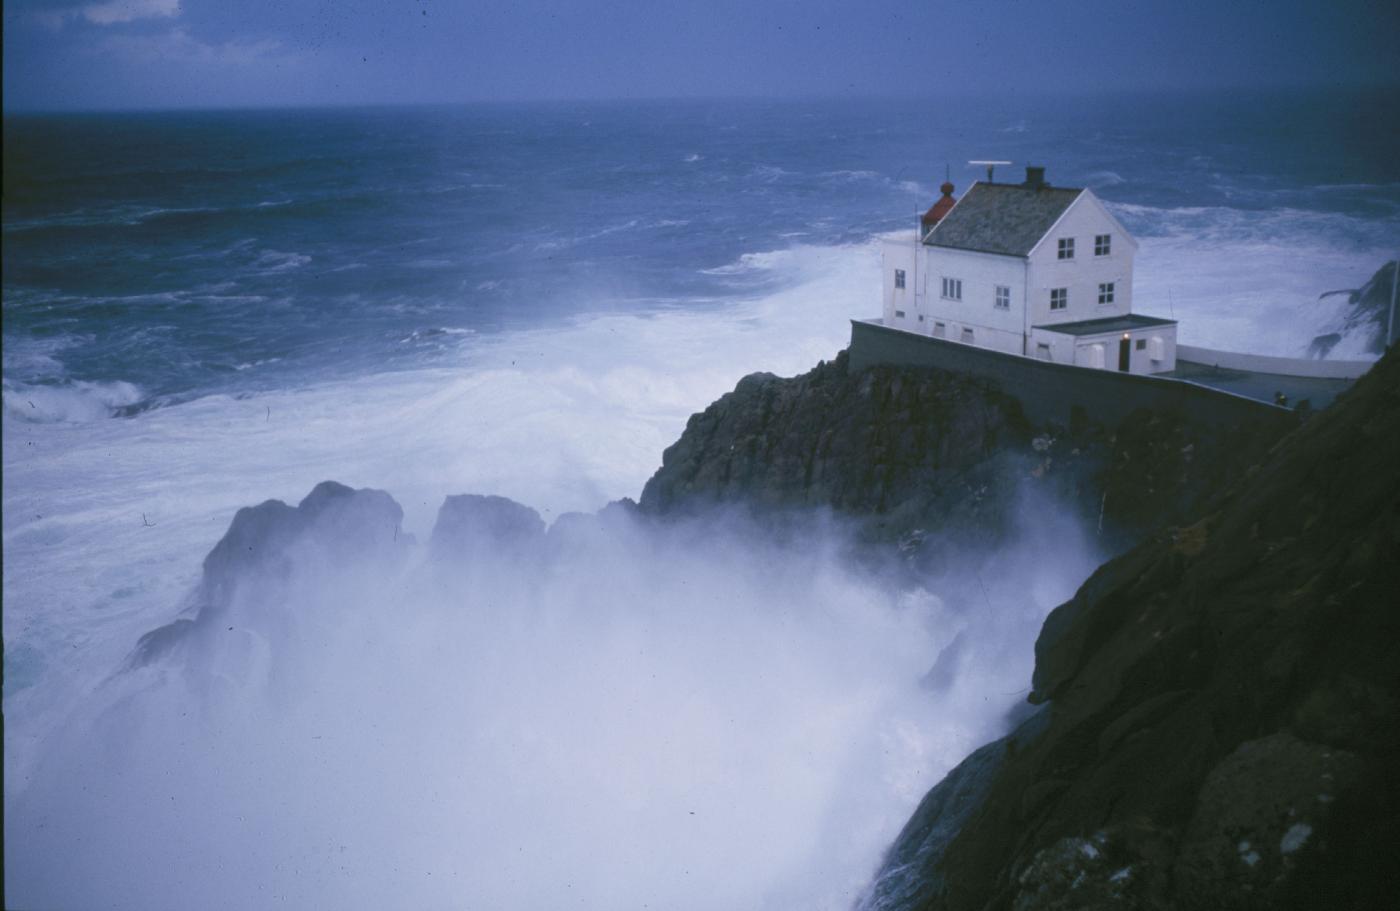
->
[882,165,1177,374]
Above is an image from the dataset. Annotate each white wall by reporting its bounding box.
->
[920,246,1028,354]
[1037,324,1178,374]
[881,235,919,332]
[1027,192,1136,329]
[1028,327,1077,365]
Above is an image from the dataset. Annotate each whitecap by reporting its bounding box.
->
[3,379,144,423]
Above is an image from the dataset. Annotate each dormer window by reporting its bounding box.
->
[895,269,906,290]
[1057,237,1075,260]
[1095,234,1111,256]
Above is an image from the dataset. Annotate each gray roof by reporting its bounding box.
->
[925,182,1083,257]
[1034,314,1177,337]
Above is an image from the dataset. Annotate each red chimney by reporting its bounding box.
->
[921,181,957,232]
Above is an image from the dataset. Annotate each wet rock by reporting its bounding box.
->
[128,481,406,667]
[1314,260,1397,355]
[429,493,545,559]
[639,351,1283,556]
[862,345,1400,909]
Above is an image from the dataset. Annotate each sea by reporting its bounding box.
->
[4,89,1399,909]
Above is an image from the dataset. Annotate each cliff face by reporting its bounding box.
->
[862,346,1400,910]
[640,350,1289,555]
[1312,260,1397,357]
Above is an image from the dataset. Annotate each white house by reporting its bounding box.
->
[882,166,1177,374]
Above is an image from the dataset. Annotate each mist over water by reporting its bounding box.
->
[8,483,1097,910]
[5,90,1399,907]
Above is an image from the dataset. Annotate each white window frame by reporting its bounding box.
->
[941,277,962,301]
[894,269,906,290]
[1057,237,1075,260]
[1095,234,1111,256]
[994,285,1011,310]
[1098,282,1115,306]
[1050,288,1068,311]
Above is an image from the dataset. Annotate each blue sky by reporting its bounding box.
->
[4,0,1399,110]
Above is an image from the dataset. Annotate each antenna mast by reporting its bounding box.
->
[968,159,1012,183]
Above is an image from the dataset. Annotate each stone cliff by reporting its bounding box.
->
[640,350,1289,557]
[859,345,1400,909]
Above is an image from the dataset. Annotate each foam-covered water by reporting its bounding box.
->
[4,90,1399,908]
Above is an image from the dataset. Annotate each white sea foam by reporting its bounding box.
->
[1113,202,1395,357]
[4,235,1099,909]
[253,249,312,273]
[1,212,1389,906]
[2,378,144,423]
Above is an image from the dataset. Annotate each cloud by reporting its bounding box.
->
[81,0,180,25]
[96,25,292,70]
[31,0,180,28]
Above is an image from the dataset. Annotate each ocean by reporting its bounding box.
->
[4,89,1399,909]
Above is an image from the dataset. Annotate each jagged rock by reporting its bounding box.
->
[129,481,405,666]
[639,350,1286,555]
[1314,260,1397,355]
[861,345,1400,909]
[429,493,545,559]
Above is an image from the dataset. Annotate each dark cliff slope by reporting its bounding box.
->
[640,350,1291,553]
[863,346,1400,910]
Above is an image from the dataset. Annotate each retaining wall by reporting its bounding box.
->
[849,318,1299,432]
[1176,344,1374,380]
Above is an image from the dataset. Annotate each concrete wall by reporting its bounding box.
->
[1027,191,1134,328]
[849,318,1296,432]
[1177,344,1373,380]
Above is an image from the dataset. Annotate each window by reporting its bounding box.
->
[941,277,962,300]
[1098,282,1115,305]
[994,285,1011,310]
[1095,234,1111,256]
[1150,336,1165,361]
[894,269,906,290]
[933,322,946,338]
[894,310,905,318]
[1036,343,1052,361]
[961,327,975,344]
[1050,288,1068,310]
[1135,338,1146,351]
[917,314,924,322]
[1057,237,1075,260]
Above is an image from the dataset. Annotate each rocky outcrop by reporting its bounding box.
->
[860,345,1400,909]
[129,481,407,666]
[640,350,1289,554]
[1314,260,1397,356]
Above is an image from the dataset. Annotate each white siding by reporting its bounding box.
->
[920,245,1028,354]
[1044,324,1178,375]
[1026,191,1135,330]
[881,235,918,331]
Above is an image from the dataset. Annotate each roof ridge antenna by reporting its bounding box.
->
[969,160,1012,184]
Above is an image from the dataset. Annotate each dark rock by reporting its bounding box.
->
[1313,260,1397,355]
[639,351,1284,556]
[429,493,545,559]
[127,481,406,667]
[863,344,1400,909]
[856,709,1049,911]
